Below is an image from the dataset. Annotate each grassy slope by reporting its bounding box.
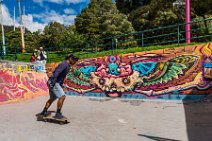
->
[2,42,205,63]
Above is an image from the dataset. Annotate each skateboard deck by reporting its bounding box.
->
[36,111,69,124]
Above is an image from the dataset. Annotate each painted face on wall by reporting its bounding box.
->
[90,71,141,97]
[63,44,212,99]
[107,63,120,75]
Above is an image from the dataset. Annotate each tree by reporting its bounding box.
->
[75,0,135,39]
[40,22,67,50]
[129,0,181,31]
[116,0,150,14]
[5,31,22,53]
[3,30,38,53]
[61,25,88,52]
[192,0,212,34]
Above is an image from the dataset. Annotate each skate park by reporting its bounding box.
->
[1,0,212,141]
[1,43,212,141]
[1,43,212,104]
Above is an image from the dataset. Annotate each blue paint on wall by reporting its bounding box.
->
[108,63,120,75]
[80,65,96,78]
[204,62,212,68]
[65,91,206,101]
[132,62,156,76]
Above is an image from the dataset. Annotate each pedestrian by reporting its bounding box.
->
[30,52,37,63]
[37,47,47,64]
[38,54,79,118]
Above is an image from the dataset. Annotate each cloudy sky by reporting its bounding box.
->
[2,0,90,32]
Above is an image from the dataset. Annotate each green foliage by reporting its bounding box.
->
[4,42,201,63]
[192,0,212,17]
[192,0,212,35]
[3,30,38,53]
[129,0,180,31]
[75,0,135,39]
[0,0,212,61]
[40,22,88,52]
[60,25,88,52]
[116,0,150,14]
[40,22,66,49]
[0,22,89,54]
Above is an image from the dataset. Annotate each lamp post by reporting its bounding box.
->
[185,0,191,43]
[18,0,25,52]
[0,0,6,56]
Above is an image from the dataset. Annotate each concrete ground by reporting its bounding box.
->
[0,96,212,141]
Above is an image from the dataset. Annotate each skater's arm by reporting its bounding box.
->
[71,67,81,76]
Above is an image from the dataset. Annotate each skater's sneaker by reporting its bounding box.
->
[36,111,48,117]
[55,112,65,119]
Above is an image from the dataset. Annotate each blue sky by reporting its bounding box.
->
[2,0,90,32]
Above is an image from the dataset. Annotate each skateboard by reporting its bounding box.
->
[36,111,69,125]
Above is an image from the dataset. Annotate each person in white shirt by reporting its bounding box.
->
[37,47,47,64]
[36,47,47,72]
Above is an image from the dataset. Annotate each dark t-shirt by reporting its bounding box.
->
[49,61,70,85]
[40,52,46,60]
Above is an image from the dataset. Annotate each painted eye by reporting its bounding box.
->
[99,78,105,85]
[122,78,130,84]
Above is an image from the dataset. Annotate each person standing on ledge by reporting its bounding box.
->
[39,54,79,118]
[37,47,47,64]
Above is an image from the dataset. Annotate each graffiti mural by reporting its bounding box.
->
[0,61,48,104]
[63,43,212,100]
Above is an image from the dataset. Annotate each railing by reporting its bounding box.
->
[0,46,18,61]
[0,18,212,62]
[95,18,212,54]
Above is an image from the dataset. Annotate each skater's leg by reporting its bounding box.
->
[40,85,57,116]
[43,98,56,111]
[57,95,66,114]
[52,83,66,118]
[40,98,56,115]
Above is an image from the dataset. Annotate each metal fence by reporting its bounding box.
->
[0,18,212,62]
[94,18,212,54]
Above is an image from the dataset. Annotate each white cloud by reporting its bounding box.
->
[64,8,76,14]
[46,0,63,4]
[1,4,77,32]
[1,4,46,32]
[33,10,76,26]
[63,15,76,25]
[33,0,88,5]
[32,0,43,6]
[1,5,18,26]
[23,14,46,32]
[66,0,88,4]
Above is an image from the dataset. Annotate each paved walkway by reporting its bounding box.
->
[0,96,212,141]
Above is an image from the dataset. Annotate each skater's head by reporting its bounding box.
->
[65,54,79,65]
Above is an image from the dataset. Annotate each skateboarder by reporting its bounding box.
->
[39,54,79,119]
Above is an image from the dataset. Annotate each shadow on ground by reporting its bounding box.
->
[184,94,212,141]
[138,134,181,141]
[89,95,212,141]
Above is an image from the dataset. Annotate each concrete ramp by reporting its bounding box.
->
[0,61,48,104]
[48,43,212,101]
